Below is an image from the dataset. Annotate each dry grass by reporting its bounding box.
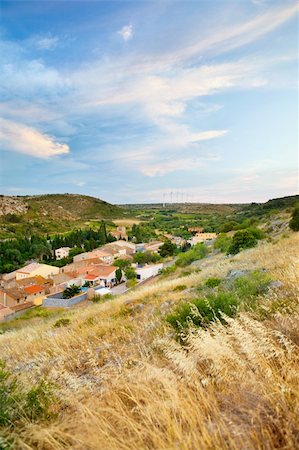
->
[1,234,298,449]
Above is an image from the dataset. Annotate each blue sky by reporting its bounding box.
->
[0,0,298,204]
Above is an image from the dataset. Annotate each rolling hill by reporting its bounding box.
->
[0,194,128,238]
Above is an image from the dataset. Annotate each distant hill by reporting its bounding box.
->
[0,194,127,238]
[240,195,299,216]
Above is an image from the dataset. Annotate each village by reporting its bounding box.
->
[0,226,217,321]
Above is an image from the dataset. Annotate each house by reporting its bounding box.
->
[85,265,118,288]
[144,241,164,253]
[0,284,46,308]
[16,275,53,293]
[73,249,113,265]
[0,287,32,309]
[49,273,83,294]
[101,244,126,259]
[188,233,217,246]
[23,285,46,306]
[188,227,204,233]
[110,240,136,255]
[55,247,71,260]
[15,262,59,281]
[110,226,127,240]
[135,263,163,282]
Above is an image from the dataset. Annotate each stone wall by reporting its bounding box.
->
[43,292,87,308]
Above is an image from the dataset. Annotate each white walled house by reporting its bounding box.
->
[135,263,163,282]
[16,263,59,281]
[55,247,71,260]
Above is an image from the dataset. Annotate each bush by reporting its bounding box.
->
[53,318,71,328]
[25,380,58,421]
[160,265,176,277]
[205,277,222,288]
[213,233,232,253]
[133,251,162,265]
[126,279,138,288]
[0,361,20,426]
[166,292,239,335]
[289,205,299,231]
[227,230,258,255]
[159,240,177,257]
[173,285,187,292]
[125,267,137,280]
[231,270,272,308]
[0,361,59,428]
[175,243,208,267]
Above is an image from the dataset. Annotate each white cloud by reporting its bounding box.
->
[118,24,133,41]
[35,35,59,50]
[0,118,70,158]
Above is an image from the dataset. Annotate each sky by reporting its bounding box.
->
[0,0,298,204]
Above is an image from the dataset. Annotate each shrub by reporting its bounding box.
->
[231,270,272,309]
[160,265,176,277]
[0,361,58,428]
[126,279,138,288]
[246,227,265,240]
[289,205,299,231]
[173,285,187,292]
[166,292,239,335]
[205,277,222,288]
[53,318,71,328]
[175,243,208,267]
[0,361,20,426]
[125,267,137,280]
[25,380,58,421]
[213,233,232,253]
[159,240,177,257]
[227,230,258,255]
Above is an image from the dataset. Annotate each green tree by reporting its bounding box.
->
[115,268,122,283]
[99,221,108,244]
[125,267,137,280]
[289,205,299,231]
[159,240,176,257]
[227,230,258,255]
[62,284,81,299]
[114,258,131,270]
[214,233,232,253]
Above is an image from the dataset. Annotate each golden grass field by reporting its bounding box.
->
[1,233,298,449]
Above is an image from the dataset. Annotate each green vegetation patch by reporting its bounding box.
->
[0,360,59,439]
[175,243,208,267]
[167,270,273,339]
[166,292,239,336]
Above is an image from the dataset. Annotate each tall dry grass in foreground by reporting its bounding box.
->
[1,234,299,449]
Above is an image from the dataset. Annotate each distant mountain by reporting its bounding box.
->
[0,194,127,238]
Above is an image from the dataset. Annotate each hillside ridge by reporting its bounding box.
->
[0,193,127,238]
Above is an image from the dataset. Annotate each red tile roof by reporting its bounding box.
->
[23,284,44,295]
[84,274,99,281]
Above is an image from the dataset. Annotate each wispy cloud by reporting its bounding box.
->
[118,24,133,41]
[34,34,59,50]
[0,118,70,158]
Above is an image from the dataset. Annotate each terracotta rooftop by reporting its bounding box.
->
[90,265,117,277]
[84,274,99,281]
[23,284,44,295]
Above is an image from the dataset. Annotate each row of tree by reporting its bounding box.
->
[0,222,115,273]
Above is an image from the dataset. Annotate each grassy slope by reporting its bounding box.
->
[0,194,127,237]
[1,231,298,449]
